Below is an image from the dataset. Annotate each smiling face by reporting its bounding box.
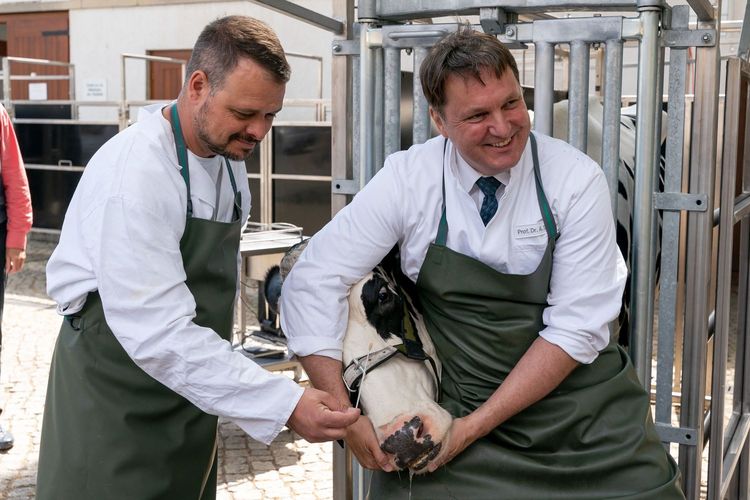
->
[190,57,285,160]
[430,68,530,175]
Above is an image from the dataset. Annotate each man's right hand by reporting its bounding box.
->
[345,415,395,472]
[287,387,360,443]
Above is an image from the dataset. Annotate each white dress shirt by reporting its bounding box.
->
[280,133,627,364]
[46,104,303,445]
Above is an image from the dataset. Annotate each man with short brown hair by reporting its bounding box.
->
[38,16,358,500]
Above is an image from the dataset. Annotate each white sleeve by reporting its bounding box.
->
[540,167,628,364]
[84,195,303,445]
[280,161,406,360]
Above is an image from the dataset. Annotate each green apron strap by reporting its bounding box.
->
[223,157,242,220]
[529,133,558,241]
[435,139,449,246]
[170,104,241,220]
[170,104,193,218]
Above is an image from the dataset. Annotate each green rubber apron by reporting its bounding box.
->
[37,105,243,500]
[371,134,683,499]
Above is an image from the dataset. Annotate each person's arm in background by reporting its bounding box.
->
[0,105,32,274]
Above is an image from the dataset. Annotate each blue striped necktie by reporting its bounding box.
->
[476,176,502,226]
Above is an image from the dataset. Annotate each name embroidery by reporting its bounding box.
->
[515,221,547,239]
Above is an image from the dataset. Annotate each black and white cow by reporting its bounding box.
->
[272,242,452,473]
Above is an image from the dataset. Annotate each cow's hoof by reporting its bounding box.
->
[380,416,441,471]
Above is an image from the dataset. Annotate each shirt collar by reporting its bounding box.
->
[450,144,513,195]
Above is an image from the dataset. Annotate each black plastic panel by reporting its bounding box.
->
[15,122,118,167]
[272,126,331,176]
[272,179,330,235]
[27,169,81,230]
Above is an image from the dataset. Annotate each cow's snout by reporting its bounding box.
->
[378,415,447,472]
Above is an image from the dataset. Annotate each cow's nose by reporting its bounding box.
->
[416,420,426,439]
[380,416,441,470]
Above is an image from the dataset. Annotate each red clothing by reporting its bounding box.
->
[0,104,32,249]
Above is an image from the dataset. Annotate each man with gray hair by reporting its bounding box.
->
[38,16,358,500]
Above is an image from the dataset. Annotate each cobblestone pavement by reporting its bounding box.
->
[0,235,333,500]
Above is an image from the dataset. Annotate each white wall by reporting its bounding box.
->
[68,0,335,121]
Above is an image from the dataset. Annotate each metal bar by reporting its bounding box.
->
[2,58,11,118]
[330,4,354,494]
[372,48,385,174]
[383,47,401,157]
[567,40,590,152]
[351,25,362,195]
[602,38,623,218]
[680,13,722,499]
[736,194,750,222]
[270,174,331,182]
[285,52,325,100]
[11,118,117,126]
[654,423,700,445]
[686,0,716,22]
[120,52,187,65]
[260,130,273,224]
[371,0,640,20]
[654,192,707,211]
[3,55,73,67]
[24,163,85,172]
[533,42,555,136]
[68,62,77,120]
[708,55,740,500]
[739,0,750,60]
[739,217,750,498]
[629,8,661,389]
[412,47,431,145]
[250,0,344,34]
[383,25,455,48]
[655,4,688,431]
[530,16,624,44]
[359,25,376,187]
[9,75,71,82]
[722,414,750,498]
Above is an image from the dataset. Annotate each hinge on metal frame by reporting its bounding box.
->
[332,39,359,56]
[332,179,359,195]
[479,7,515,36]
[662,29,716,48]
[655,423,699,445]
[654,192,708,211]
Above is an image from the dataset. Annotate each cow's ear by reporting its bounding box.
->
[429,107,449,138]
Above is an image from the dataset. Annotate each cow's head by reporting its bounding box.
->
[346,271,453,473]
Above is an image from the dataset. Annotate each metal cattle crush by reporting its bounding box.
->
[255,0,750,497]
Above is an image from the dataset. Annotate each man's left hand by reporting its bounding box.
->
[6,247,26,274]
[425,416,476,472]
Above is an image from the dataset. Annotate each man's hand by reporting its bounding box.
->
[287,387,361,443]
[345,415,395,472]
[5,247,25,274]
[425,416,475,472]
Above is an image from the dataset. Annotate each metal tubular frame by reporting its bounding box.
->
[567,40,590,151]
[654,4,689,443]
[602,38,624,216]
[533,42,555,135]
[707,57,750,500]
[681,9,722,498]
[630,6,662,388]
[329,1,743,498]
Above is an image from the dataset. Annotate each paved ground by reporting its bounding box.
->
[0,234,333,500]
